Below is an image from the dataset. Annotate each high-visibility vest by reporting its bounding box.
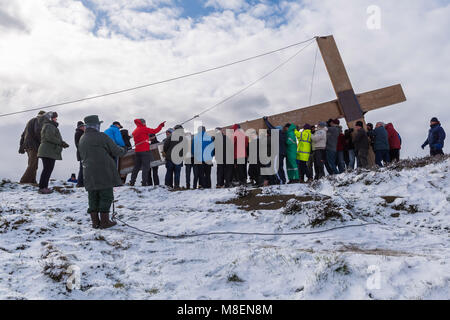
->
[295,129,312,161]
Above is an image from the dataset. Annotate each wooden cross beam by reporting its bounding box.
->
[227,35,406,132]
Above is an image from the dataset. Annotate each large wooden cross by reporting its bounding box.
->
[229,35,406,134]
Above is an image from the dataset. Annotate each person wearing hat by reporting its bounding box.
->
[18,110,47,184]
[37,112,69,194]
[163,125,185,189]
[294,124,313,182]
[104,121,126,147]
[130,118,165,186]
[78,115,127,229]
[422,117,446,156]
[311,121,328,179]
[74,120,86,187]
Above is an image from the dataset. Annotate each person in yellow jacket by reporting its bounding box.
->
[295,124,313,182]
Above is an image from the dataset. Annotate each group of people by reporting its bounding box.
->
[18,111,446,229]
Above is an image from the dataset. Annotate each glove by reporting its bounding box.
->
[160,121,166,128]
[421,143,426,150]
[62,142,69,149]
[19,147,25,154]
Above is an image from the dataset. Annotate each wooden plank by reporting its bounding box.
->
[223,100,343,132]
[316,35,353,94]
[221,85,405,131]
[357,84,406,112]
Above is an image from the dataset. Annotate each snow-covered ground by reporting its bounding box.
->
[0,157,449,300]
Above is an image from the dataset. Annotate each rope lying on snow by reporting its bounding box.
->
[111,200,377,240]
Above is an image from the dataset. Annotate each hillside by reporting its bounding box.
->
[0,156,449,300]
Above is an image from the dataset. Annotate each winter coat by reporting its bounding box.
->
[344,129,355,150]
[37,119,66,160]
[192,130,214,163]
[214,132,233,164]
[163,130,184,163]
[295,129,312,161]
[104,125,126,147]
[78,128,127,191]
[232,125,249,160]
[121,130,132,150]
[264,118,287,156]
[337,133,345,152]
[373,126,390,151]
[326,126,340,152]
[132,119,164,153]
[353,128,369,151]
[74,128,84,161]
[385,123,401,150]
[286,124,298,160]
[311,127,327,151]
[423,123,446,151]
[20,115,45,152]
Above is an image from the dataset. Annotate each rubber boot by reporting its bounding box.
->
[89,212,100,229]
[99,212,117,229]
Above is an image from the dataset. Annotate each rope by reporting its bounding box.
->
[0,37,317,118]
[111,195,376,240]
[309,42,319,106]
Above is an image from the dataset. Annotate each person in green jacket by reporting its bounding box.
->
[78,115,127,229]
[286,123,299,183]
[37,112,69,194]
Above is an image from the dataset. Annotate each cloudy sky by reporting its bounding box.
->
[0,0,449,181]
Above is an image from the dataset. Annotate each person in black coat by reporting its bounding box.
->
[19,110,46,184]
[74,121,86,187]
[120,129,132,150]
[148,133,160,186]
[263,116,287,184]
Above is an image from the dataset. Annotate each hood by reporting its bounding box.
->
[431,122,441,128]
[134,119,144,127]
[288,123,296,132]
[385,123,394,131]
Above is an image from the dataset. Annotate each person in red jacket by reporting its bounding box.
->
[129,118,165,186]
[385,123,401,162]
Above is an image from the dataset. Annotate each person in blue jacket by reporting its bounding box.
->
[192,126,214,188]
[104,121,126,147]
[422,117,446,156]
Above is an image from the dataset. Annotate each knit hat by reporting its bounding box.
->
[77,121,85,128]
[318,121,327,128]
[84,115,103,125]
[355,121,364,127]
[303,123,312,130]
[38,110,46,116]
[431,117,439,123]
[166,128,174,134]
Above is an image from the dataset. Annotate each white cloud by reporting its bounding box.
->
[0,0,449,180]
[205,0,248,11]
